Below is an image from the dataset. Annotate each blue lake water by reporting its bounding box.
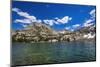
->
[12,41,96,66]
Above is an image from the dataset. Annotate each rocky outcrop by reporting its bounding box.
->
[12,22,96,43]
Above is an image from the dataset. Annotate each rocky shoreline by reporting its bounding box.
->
[12,22,95,43]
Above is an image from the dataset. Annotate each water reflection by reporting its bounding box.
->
[12,41,96,66]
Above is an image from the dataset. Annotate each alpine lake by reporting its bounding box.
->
[12,40,96,66]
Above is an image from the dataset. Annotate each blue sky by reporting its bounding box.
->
[12,1,96,31]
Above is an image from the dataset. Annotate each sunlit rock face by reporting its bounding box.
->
[12,22,95,42]
[12,22,57,42]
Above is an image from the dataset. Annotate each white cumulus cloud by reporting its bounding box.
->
[15,19,32,24]
[43,20,54,26]
[18,12,36,20]
[56,16,72,24]
[65,27,70,30]
[83,9,96,27]
[37,19,42,23]
[43,19,60,26]
[90,9,95,18]
[83,18,94,27]
[12,8,43,24]
[85,19,93,24]
[12,8,20,12]
[72,24,80,28]
[84,21,94,27]
[22,24,28,28]
[12,8,72,27]
[83,19,94,27]
[12,8,37,23]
